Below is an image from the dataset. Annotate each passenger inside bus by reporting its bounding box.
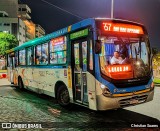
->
[110,51,123,64]
[40,56,48,64]
[110,44,129,65]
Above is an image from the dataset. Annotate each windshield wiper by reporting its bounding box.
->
[139,37,142,58]
[134,46,138,61]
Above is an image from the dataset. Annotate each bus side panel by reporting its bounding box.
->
[7,67,14,83]
[13,69,18,85]
[19,67,73,100]
[87,72,97,110]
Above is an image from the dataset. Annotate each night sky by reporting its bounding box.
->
[20,0,160,48]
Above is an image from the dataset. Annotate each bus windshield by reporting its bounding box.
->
[99,35,150,80]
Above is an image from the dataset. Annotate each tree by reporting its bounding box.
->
[0,32,18,56]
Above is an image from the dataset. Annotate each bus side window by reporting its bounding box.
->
[49,36,67,65]
[50,53,57,64]
[19,50,26,65]
[27,47,32,65]
[41,43,48,64]
[35,45,42,65]
[15,51,18,67]
[33,46,36,65]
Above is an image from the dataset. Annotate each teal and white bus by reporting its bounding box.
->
[7,18,154,110]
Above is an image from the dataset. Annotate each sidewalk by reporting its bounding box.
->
[0,78,11,86]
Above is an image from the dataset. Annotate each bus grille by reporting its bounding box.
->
[119,95,148,108]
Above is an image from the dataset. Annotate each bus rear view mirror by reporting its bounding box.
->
[95,40,102,54]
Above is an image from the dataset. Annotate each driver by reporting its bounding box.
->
[110,51,122,64]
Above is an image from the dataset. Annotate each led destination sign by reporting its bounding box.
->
[97,21,144,34]
[51,36,64,45]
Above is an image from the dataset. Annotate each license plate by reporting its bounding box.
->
[130,99,139,104]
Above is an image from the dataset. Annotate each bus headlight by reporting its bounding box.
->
[100,84,112,97]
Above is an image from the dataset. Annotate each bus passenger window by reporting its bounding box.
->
[15,52,19,66]
[27,47,32,65]
[57,51,66,64]
[35,43,49,65]
[41,43,48,64]
[50,53,57,64]
[19,50,26,65]
[49,36,67,65]
[36,45,41,65]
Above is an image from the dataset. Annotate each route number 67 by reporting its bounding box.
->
[103,23,112,31]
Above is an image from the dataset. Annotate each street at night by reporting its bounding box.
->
[1,0,160,130]
[0,79,159,130]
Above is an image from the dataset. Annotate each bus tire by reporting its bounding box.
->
[18,77,24,90]
[57,85,70,107]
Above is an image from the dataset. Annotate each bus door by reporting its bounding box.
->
[72,39,88,104]
[7,54,15,83]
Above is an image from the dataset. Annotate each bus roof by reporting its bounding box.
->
[7,18,145,53]
[95,18,144,26]
[8,18,95,52]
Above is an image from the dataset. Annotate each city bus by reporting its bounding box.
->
[6,18,154,110]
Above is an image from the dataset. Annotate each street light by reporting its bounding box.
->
[111,0,114,19]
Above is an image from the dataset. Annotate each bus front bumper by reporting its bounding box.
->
[96,89,154,111]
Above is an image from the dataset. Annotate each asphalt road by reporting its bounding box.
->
[125,84,160,121]
[0,79,159,130]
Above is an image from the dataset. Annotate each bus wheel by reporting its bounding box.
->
[18,77,24,90]
[57,86,70,106]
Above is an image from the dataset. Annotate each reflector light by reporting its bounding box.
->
[102,23,144,34]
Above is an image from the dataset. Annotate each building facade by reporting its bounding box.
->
[36,24,45,38]
[18,18,26,44]
[0,0,45,45]
[18,4,31,20]
[0,0,18,18]
[0,11,26,45]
